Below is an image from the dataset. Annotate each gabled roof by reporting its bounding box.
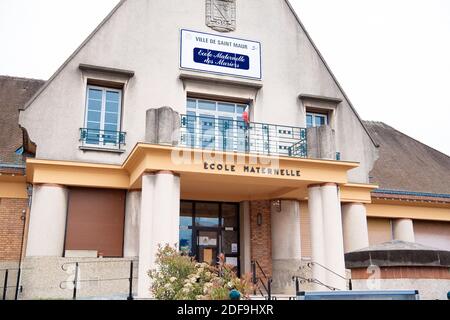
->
[21,0,378,148]
[365,121,450,195]
[21,0,126,111]
[284,0,378,148]
[0,76,45,166]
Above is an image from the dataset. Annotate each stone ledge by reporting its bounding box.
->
[79,146,126,154]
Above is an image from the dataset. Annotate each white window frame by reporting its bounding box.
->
[186,98,249,151]
[84,85,123,147]
[306,111,328,128]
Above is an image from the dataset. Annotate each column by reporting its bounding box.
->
[124,190,142,258]
[393,219,415,243]
[239,201,251,275]
[307,185,326,290]
[342,203,369,253]
[271,200,302,294]
[26,184,68,257]
[321,183,347,291]
[137,172,180,299]
[137,174,155,299]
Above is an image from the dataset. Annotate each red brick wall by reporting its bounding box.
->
[0,198,27,261]
[249,200,272,277]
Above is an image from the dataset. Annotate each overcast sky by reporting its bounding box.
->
[0,0,449,155]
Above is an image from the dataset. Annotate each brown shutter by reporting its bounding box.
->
[65,188,126,257]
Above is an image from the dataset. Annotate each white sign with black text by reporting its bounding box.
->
[180,29,262,80]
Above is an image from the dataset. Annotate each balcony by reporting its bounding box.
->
[179,115,307,158]
[79,128,126,152]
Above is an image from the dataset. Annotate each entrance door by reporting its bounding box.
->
[179,201,240,274]
[196,230,219,265]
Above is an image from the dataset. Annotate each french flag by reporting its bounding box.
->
[242,105,250,125]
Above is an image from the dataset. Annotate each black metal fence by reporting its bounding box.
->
[60,260,138,300]
[180,115,307,158]
[79,128,126,150]
[1,268,23,300]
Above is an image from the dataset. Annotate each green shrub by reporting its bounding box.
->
[149,245,253,300]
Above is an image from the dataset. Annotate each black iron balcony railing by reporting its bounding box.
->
[80,128,126,150]
[180,115,307,158]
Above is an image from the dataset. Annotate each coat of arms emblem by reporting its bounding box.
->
[206,0,236,32]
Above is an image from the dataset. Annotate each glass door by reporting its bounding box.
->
[179,201,241,275]
[196,230,219,265]
[186,98,248,152]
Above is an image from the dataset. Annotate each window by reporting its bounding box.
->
[186,98,249,151]
[306,112,328,128]
[84,85,122,147]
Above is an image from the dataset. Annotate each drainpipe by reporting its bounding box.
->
[14,184,33,300]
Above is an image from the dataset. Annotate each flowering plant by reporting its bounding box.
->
[149,245,253,300]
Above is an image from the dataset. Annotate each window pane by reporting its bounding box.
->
[198,100,216,111]
[88,88,102,100]
[180,202,193,254]
[315,115,326,126]
[306,115,313,128]
[87,121,100,130]
[236,105,246,115]
[187,99,197,110]
[105,101,119,113]
[195,203,219,227]
[222,230,238,255]
[218,103,235,113]
[180,229,193,255]
[88,111,101,123]
[180,202,193,227]
[105,112,119,124]
[88,99,102,111]
[222,204,238,228]
[200,115,215,149]
[104,123,118,132]
[106,91,120,102]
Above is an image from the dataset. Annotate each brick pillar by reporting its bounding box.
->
[249,201,272,277]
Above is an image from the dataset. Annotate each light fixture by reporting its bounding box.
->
[257,212,263,226]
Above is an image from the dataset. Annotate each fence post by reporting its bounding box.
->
[2,270,8,300]
[268,279,272,301]
[73,263,79,300]
[128,261,134,301]
[14,268,21,300]
[251,262,257,295]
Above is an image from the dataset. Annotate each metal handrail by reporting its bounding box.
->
[60,260,137,300]
[307,262,347,281]
[61,259,136,272]
[297,261,353,291]
[180,114,307,158]
[79,128,126,149]
[251,261,272,300]
[292,275,339,292]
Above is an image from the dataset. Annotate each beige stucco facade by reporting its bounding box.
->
[1,0,446,301]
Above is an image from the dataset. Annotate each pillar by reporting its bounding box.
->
[393,219,415,243]
[271,200,302,294]
[124,190,141,258]
[321,183,347,291]
[239,201,251,275]
[308,185,326,290]
[342,203,369,253]
[307,126,337,160]
[26,185,68,257]
[137,172,180,299]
